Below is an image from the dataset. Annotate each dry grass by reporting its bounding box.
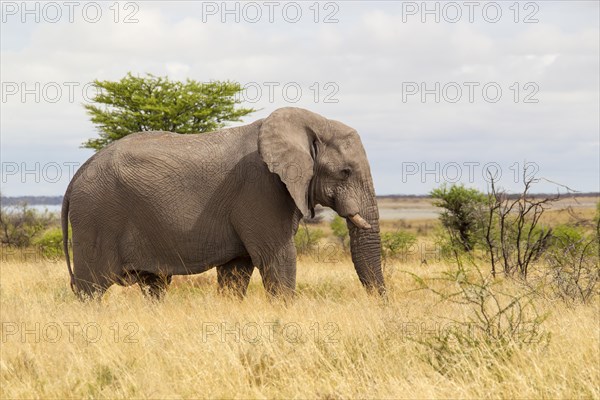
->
[1,256,598,399]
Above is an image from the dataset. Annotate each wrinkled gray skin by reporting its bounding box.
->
[62,107,385,300]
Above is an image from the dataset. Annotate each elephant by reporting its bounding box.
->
[62,107,385,300]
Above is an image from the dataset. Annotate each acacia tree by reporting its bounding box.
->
[82,73,255,151]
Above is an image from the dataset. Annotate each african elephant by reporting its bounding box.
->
[62,107,385,299]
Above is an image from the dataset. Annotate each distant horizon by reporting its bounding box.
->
[2,192,599,206]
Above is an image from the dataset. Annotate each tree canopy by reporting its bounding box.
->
[82,73,255,151]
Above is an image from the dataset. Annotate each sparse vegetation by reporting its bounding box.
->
[1,257,598,398]
[380,230,417,266]
[35,227,65,260]
[293,225,324,256]
[542,205,600,304]
[330,215,349,250]
[408,263,550,376]
[2,196,598,398]
[430,175,599,312]
[0,203,55,248]
[483,173,557,278]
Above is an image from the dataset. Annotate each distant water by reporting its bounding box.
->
[27,204,62,214]
[378,208,440,220]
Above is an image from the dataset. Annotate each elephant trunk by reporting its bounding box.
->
[347,194,386,297]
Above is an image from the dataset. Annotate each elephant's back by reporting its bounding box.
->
[112,120,263,152]
[69,123,262,235]
[106,122,261,166]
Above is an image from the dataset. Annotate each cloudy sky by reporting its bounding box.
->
[1,1,598,196]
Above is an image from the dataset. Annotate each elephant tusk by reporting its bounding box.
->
[349,214,371,230]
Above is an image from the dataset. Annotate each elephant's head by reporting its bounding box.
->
[258,107,385,296]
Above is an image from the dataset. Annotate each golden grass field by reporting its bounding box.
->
[1,196,599,399]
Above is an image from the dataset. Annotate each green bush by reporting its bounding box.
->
[551,224,585,249]
[330,215,349,250]
[35,228,65,259]
[431,184,487,252]
[294,227,325,256]
[544,223,599,304]
[380,230,417,265]
[0,204,55,247]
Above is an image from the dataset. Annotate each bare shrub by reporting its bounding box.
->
[484,169,556,278]
[408,263,550,376]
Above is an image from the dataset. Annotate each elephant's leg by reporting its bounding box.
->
[138,272,172,300]
[257,242,297,298]
[217,257,254,298]
[71,276,111,301]
[71,243,114,301]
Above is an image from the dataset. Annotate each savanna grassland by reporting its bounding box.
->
[1,196,599,399]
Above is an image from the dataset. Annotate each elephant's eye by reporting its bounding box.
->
[341,167,352,179]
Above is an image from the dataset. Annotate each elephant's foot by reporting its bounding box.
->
[138,272,171,300]
[217,257,254,298]
[259,265,296,299]
[253,243,297,299]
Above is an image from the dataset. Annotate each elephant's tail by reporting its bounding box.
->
[62,185,74,290]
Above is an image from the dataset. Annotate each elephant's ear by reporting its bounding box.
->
[258,107,327,217]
